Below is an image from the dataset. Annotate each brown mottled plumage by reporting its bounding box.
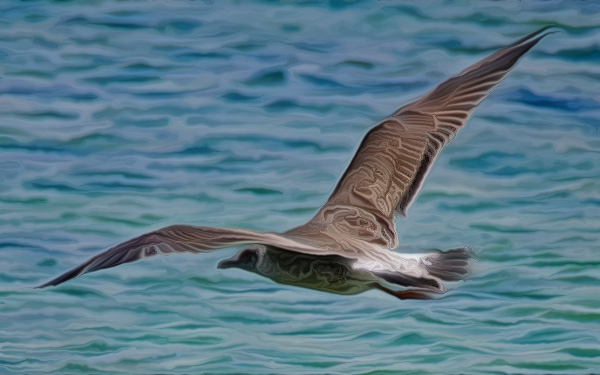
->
[38,27,554,299]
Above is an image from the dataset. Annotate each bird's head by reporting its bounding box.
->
[217,245,264,271]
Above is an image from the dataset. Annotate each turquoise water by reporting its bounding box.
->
[1,1,599,374]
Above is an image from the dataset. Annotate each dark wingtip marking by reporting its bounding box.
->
[508,25,560,48]
[35,262,90,288]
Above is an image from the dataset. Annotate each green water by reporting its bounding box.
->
[0,1,599,374]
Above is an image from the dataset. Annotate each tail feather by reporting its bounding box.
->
[373,271,445,293]
[423,248,473,282]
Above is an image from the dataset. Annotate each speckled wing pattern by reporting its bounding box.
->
[36,225,323,288]
[38,27,553,288]
[288,27,555,250]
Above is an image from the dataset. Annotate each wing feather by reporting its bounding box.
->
[288,27,555,248]
[37,225,321,288]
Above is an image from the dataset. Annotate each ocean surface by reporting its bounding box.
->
[1,1,599,374]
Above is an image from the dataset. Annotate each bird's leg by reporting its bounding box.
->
[373,283,436,300]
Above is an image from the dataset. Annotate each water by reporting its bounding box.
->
[1,1,599,374]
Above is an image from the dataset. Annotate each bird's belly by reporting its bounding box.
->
[257,250,374,295]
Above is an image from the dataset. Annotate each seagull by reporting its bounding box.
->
[37,27,554,299]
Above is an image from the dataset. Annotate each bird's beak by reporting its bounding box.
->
[217,259,235,269]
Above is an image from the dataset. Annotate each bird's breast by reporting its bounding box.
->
[254,248,374,295]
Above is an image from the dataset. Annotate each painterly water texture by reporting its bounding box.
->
[1,1,599,374]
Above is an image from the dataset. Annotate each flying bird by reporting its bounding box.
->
[37,27,554,299]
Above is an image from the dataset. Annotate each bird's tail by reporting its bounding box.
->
[422,248,473,282]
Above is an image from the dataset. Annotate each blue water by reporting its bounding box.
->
[1,1,599,374]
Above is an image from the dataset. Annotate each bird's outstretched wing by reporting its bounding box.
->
[39,27,555,288]
[36,225,322,288]
[288,26,555,249]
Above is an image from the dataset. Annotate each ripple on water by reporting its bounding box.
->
[0,3,599,375]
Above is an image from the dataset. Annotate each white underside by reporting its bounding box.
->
[351,251,429,276]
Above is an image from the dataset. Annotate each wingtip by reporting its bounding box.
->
[510,25,560,47]
[34,263,88,289]
[34,278,61,289]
